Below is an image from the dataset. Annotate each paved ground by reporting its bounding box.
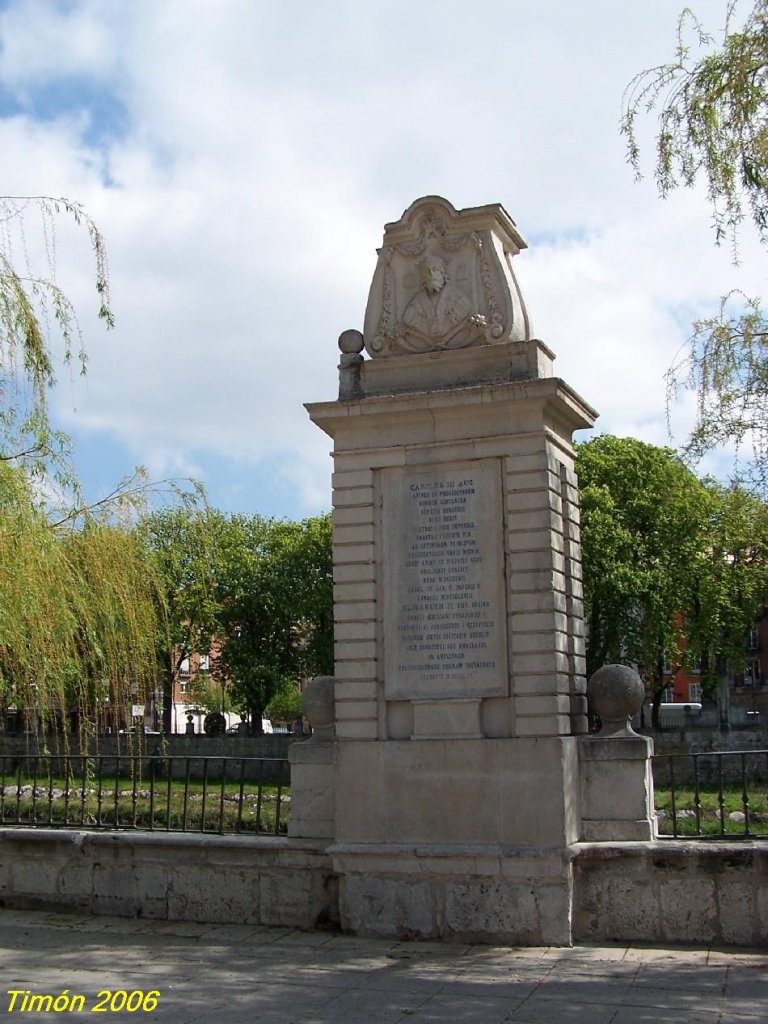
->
[0,908,765,1024]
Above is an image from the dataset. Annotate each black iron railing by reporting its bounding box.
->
[8,749,766,842]
[653,749,768,839]
[0,755,290,836]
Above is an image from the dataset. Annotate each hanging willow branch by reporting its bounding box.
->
[666,291,768,492]
[623,2,768,492]
[0,464,168,752]
[0,195,113,470]
[622,2,768,255]
[0,196,175,751]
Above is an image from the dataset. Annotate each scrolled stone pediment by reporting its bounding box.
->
[363,196,532,359]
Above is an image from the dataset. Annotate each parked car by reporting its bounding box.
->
[225,718,274,734]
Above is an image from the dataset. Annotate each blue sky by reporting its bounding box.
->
[1,0,761,519]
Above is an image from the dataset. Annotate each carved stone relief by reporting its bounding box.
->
[362,196,532,358]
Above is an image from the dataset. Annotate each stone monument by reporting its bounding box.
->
[300,196,653,944]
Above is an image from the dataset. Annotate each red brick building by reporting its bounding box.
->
[661,611,768,719]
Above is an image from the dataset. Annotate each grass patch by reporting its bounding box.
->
[0,766,290,835]
[655,784,768,837]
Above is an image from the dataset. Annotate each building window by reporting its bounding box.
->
[746,659,760,687]
[179,657,190,677]
[689,683,702,703]
[179,680,188,694]
[660,688,675,703]
[749,627,759,651]
[199,654,210,673]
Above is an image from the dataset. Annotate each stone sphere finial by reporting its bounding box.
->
[338,329,364,355]
[587,664,645,737]
[302,676,336,742]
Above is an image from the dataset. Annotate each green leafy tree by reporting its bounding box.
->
[140,504,222,734]
[622,2,768,491]
[578,435,768,726]
[215,513,332,734]
[185,671,233,717]
[578,436,710,725]
[685,479,768,683]
[265,678,303,724]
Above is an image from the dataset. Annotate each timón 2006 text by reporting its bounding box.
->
[6,989,161,1012]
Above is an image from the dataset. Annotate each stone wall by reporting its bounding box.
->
[0,829,335,928]
[0,734,295,759]
[650,731,768,754]
[651,733,768,786]
[332,844,572,945]
[573,841,768,947]
[0,735,297,784]
[0,829,765,946]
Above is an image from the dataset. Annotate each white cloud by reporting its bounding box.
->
[0,0,124,86]
[0,0,755,516]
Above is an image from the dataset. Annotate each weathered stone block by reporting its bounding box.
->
[12,857,60,897]
[757,883,768,939]
[334,660,378,680]
[334,523,375,546]
[332,504,375,526]
[536,883,574,946]
[341,875,434,938]
[93,861,168,903]
[58,863,93,898]
[111,894,168,919]
[335,680,377,701]
[334,640,377,661]
[718,881,757,946]
[333,580,376,603]
[335,720,378,740]
[660,878,717,943]
[334,619,376,640]
[332,485,374,509]
[260,871,322,929]
[334,599,375,622]
[168,865,260,925]
[334,447,405,472]
[332,562,375,585]
[335,700,377,721]
[288,744,334,840]
[444,879,539,942]
[332,469,374,490]
[411,699,483,739]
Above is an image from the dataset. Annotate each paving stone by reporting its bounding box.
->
[0,908,763,1024]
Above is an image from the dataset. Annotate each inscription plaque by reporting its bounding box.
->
[383,460,508,700]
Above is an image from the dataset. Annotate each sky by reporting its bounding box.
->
[0,0,763,519]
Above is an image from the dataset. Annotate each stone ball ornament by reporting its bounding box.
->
[587,664,645,737]
[302,675,336,742]
[338,329,365,355]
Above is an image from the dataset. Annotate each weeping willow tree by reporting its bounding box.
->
[0,463,167,747]
[0,196,170,748]
[622,2,768,492]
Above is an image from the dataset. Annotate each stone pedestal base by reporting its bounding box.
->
[579,735,655,842]
[330,843,574,944]
[334,737,580,848]
[288,742,335,840]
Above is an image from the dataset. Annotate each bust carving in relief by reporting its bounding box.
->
[401,254,484,349]
[362,196,533,359]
